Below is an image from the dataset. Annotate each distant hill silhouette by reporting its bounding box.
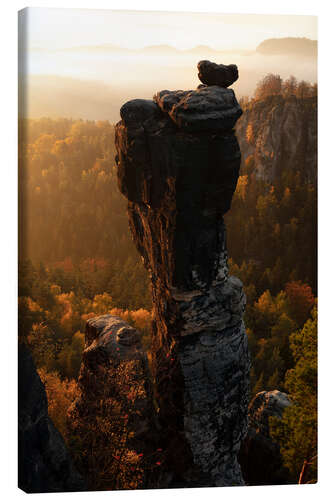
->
[256,37,317,56]
[46,43,251,56]
[34,39,317,58]
[143,44,179,54]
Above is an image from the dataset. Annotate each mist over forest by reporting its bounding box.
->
[21,37,317,122]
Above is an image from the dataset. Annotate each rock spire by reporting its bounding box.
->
[115,61,250,486]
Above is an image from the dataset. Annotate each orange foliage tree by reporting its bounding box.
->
[285,281,315,327]
[38,368,79,443]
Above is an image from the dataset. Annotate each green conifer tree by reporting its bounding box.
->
[270,307,317,483]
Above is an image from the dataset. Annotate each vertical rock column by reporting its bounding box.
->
[115,83,250,486]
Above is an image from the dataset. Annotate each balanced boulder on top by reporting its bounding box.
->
[197,60,239,87]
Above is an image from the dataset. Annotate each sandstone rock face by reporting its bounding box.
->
[67,315,157,490]
[238,390,292,485]
[115,82,250,487]
[197,60,239,88]
[18,344,85,493]
[236,94,317,183]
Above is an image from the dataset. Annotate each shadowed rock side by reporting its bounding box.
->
[238,390,292,485]
[115,79,250,487]
[18,343,85,493]
[67,315,158,490]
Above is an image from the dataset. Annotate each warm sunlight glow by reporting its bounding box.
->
[19,8,317,121]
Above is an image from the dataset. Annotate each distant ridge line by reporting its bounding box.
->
[30,37,317,55]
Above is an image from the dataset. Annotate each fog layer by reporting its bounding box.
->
[22,46,317,122]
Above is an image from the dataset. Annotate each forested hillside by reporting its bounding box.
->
[18,119,134,264]
[18,75,317,483]
[227,75,317,400]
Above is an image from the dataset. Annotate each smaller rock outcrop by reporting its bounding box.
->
[248,390,291,433]
[197,60,239,87]
[67,315,157,490]
[18,344,85,493]
[239,390,292,485]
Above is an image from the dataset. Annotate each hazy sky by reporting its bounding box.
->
[20,7,317,121]
[26,8,317,51]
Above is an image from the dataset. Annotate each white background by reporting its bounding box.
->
[1,1,332,499]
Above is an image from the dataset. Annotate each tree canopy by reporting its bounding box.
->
[270,307,317,484]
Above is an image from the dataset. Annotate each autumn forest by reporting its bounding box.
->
[18,74,317,485]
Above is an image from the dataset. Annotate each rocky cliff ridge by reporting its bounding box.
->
[236,94,317,183]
